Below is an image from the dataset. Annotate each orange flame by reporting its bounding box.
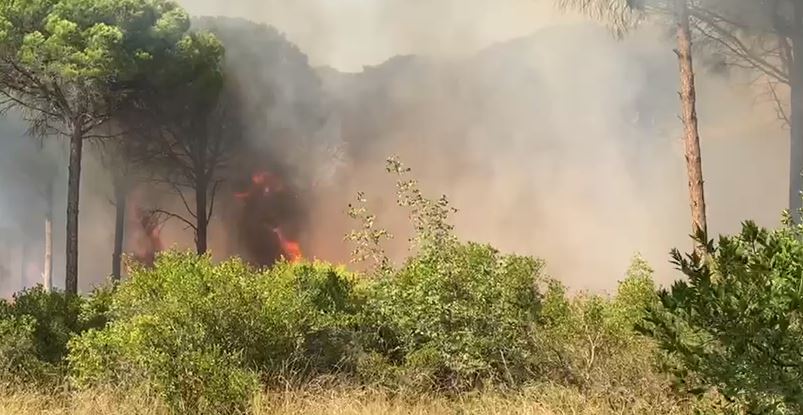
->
[234,170,285,202]
[235,169,301,264]
[273,227,302,263]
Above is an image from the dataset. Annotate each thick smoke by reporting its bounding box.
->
[302,24,787,291]
[182,0,784,291]
[0,0,788,295]
[179,0,578,71]
[0,124,119,295]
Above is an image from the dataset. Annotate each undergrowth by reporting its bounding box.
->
[0,158,738,414]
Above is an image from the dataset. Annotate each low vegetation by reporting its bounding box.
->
[0,160,800,414]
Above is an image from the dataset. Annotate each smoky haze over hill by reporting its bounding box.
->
[0,4,788,294]
[302,23,787,290]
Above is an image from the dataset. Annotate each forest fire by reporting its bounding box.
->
[273,227,302,262]
[234,170,303,265]
[120,167,304,271]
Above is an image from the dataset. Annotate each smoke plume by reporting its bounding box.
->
[0,0,787,295]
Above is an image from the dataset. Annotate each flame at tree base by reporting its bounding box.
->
[273,227,302,263]
[234,169,304,265]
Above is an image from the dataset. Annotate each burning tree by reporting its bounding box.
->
[0,0,214,294]
[234,170,304,265]
[127,34,236,255]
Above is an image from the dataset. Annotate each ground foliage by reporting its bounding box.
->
[0,158,759,414]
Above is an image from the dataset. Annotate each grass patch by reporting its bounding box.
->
[0,383,712,415]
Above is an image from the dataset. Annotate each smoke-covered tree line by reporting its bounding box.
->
[554,0,803,410]
[0,0,801,413]
[559,0,708,251]
[0,9,330,290]
[689,0,803,222]
[0,0,233,293]
[560,0,803,226]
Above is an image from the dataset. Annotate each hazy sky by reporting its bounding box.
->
[179,0,578,71]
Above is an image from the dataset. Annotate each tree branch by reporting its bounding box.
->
[206,179,224,224]
[170,183,198,220]
[767,79,790,128]
[151,209,197,232]
[691,8,789,84]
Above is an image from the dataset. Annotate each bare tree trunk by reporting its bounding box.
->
[676,0,708,249]
[790,32,803,221]
[43,179,53,292]
[111,178,127,281]
[65,117,84,295]
[195,181,208,255]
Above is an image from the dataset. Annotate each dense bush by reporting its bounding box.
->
[0,286,108,385]
[0,314,49,384]
[0,158,741,415]
[533,256,701,410]
[642,220,803,414]
[344,158,547,391]
[68,252,365,413]
[361,242,545,391]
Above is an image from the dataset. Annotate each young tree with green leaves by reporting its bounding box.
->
[642,220,803,412]
[0,0,215,293]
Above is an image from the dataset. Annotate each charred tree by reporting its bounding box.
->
[112,177,127,281]
[194,173,210,255]
[137,97,239,255]
[96,130,148,282]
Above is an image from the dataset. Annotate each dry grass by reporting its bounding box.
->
[0,384,705,415]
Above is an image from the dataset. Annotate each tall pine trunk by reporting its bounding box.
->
[675,0,708,248]
[65,117,84,295]
[111,178,127,281]
[43,179,53,292]
[790,32,803,221]
[195,180,208,255]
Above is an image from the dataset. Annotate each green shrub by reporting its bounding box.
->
[10,287,83,364]
[68,252,365,413]
[0,286,108,385]
[533,256,687,410]
[346,157,546,391]
[642,220,803,414]
[361,242,545,391]
[0,314,52,384]
[70,318,258,414]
